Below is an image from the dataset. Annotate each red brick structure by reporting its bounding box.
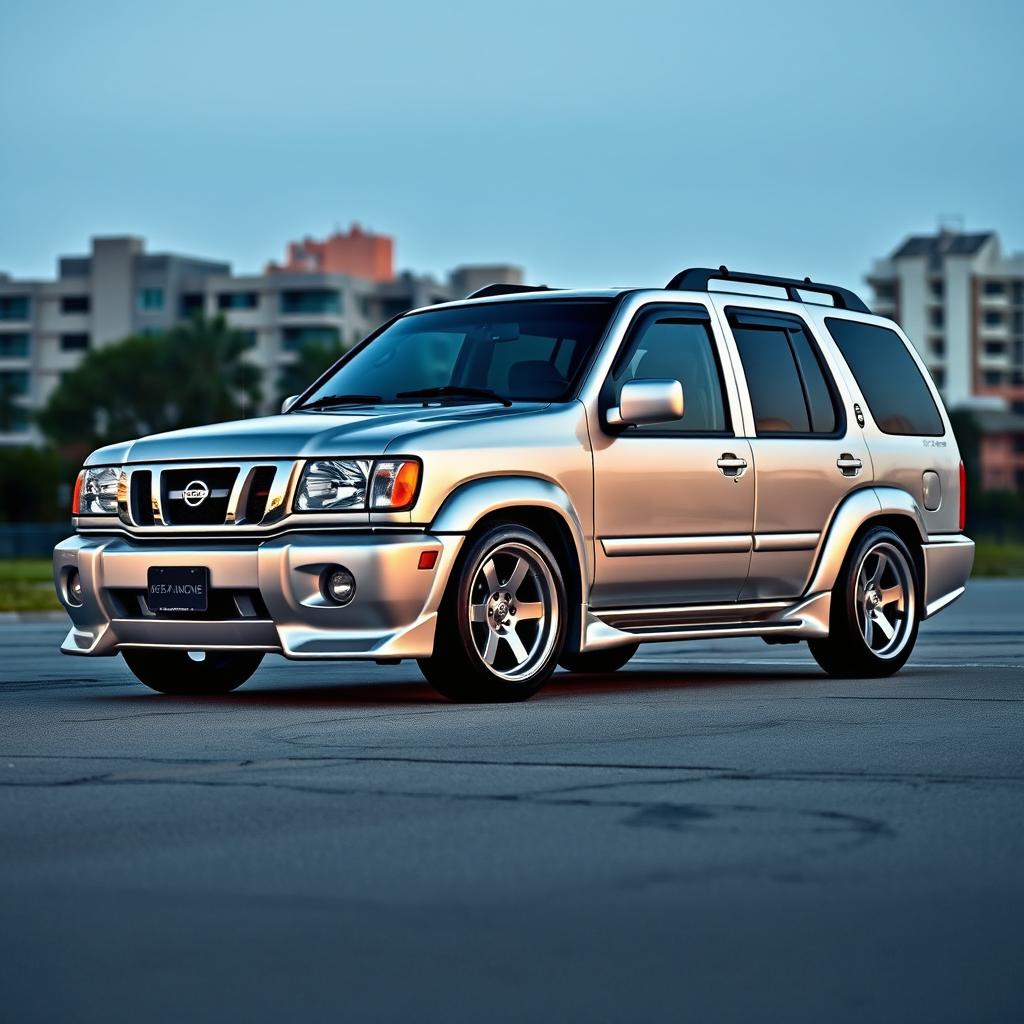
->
[266,224,393,282]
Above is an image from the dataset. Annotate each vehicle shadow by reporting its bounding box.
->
[97,660,828,709]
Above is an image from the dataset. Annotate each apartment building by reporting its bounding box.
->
[868,229,1024,491]
[0,233,523,446]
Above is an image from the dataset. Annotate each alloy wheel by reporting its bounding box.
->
[853,540,916,659]
[467,541,559,681]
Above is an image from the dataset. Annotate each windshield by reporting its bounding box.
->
[297,299,616,408]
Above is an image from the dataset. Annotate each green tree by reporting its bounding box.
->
[38,316,262,453]
[276,340,346,409]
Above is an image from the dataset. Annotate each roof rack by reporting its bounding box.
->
[665,266,870,314]
[465,283,558,300]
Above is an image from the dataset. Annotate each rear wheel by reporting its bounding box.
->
[559,644,639,675]
[418,523,566,702]
[122,649,264,695]
[809,526,919,678]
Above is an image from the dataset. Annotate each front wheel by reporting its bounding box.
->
[808,527,920,678]
[122,649,264,695]
[418,523,567,701]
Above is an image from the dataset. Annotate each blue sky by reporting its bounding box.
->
[2,0,1022,292]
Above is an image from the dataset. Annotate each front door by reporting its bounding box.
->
[590,303,754,608]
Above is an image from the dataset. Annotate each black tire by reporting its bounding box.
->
[559,643,639,674]
[808,526,920,678]
[122,649,264,695]
[418,522,567,702]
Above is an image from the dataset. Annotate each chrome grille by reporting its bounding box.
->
[118,461,299,530]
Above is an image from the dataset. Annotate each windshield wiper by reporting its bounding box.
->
[295,394,383,411]
[395,385,512,407]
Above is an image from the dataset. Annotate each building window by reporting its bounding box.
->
[984,311,1004,327]
[60,333,90,351]
[984,341,1006,357]
[983,371,1003,386]
[0,295,31,320]
[61,294,90,314]
[929,308,944,329]
[282,326,341,351]
[137,288,164,311]
[983,280,1005,297]
[218,291,259,311]
[929,280,944,300]
[280,289,341,315]
[873,281,896,301]
[0,370,30,396]
[929,337,945,356]
[238,330,258,350]
[0,333,30,358]
[180,293,204,317]
[930,367,945,388]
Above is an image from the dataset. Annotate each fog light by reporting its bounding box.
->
[66,569,84,607]
[323,566,356,606]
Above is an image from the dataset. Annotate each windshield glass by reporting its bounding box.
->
[298,299,616,408]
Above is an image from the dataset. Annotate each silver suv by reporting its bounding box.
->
[54,267,974,701]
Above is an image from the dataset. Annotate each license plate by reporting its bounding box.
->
[147,566,209,614]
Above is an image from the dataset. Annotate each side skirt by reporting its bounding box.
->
[581,592,831,652]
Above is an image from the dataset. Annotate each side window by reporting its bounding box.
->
[611,307,730,434]
[729,311,840,436]
[825,318,944,436]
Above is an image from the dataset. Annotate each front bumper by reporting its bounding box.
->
[53,531,464,659]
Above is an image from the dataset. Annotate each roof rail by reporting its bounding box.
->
[465,283,558,300]
[665,266,871,314]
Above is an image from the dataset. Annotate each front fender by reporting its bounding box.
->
[429,475,591,585]
[805,485,928,596]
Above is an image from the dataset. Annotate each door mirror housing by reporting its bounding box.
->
[607,379,684,428]
[281,395,300,414]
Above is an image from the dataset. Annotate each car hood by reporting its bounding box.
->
[88,402,551,465]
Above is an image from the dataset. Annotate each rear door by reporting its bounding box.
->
[711,299,872,600]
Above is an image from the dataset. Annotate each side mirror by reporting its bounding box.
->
[281,395,300,414]
[607,379,684,428]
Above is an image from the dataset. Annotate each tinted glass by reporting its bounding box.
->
[732,326,810,433]
[788,325,838,433]
[825,318,944,436]
[612,311,728,433]
[301,299,614,406]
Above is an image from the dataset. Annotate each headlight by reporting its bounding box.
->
[72,466,121,516]
[295,459,371,511]
[371,460,421,510]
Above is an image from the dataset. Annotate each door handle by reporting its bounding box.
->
[717,453,748,478]
[837,453,863,477]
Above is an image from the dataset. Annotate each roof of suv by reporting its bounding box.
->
[432,267,874,317]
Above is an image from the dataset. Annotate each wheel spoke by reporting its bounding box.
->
[863,612,874,647]
[505,557,529,596]
[482,559,500,595]
[505,627,529,666]
[470,602,489,623]
[516,601,544,620]
[878,585,903,608]
[481,629,500,665]
[871,610,896,641]
[869,553,888,586]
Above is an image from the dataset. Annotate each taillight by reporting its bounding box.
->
[71,470,85,516]
[958,461,967,532]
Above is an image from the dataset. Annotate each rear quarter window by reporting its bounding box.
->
[825,318,944,436]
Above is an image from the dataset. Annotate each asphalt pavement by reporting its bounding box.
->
[1,580,1022,1023]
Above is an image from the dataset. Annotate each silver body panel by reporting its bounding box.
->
[56,287,974,661]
